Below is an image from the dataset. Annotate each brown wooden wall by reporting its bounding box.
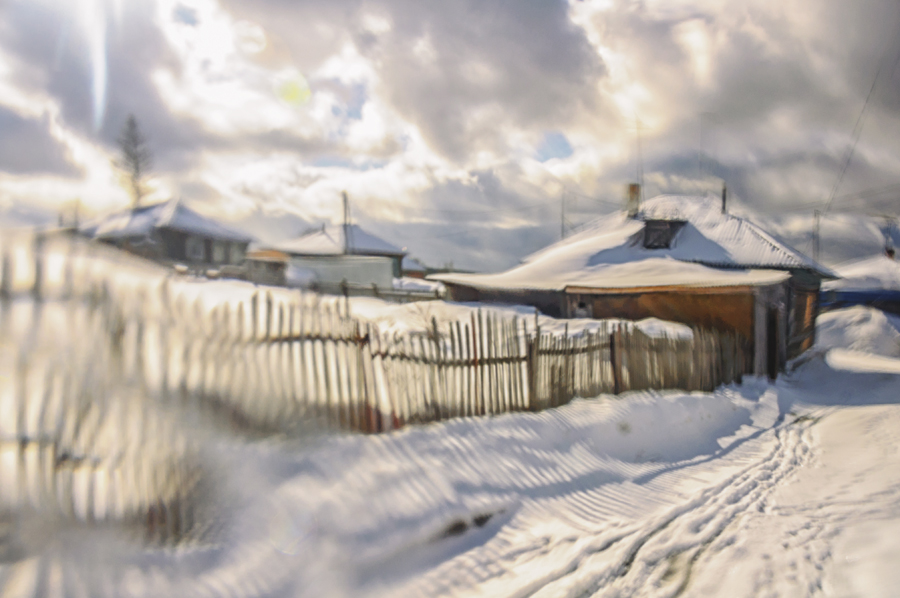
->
[585,290,756,339]
[787,287,817,358]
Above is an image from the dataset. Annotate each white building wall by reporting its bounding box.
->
[287,255,395,288]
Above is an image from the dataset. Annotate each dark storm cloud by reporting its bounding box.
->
[372,0,605,161]
[0,107,80,176]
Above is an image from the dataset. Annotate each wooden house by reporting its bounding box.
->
[83,199,252,271]
[432,195,835,377]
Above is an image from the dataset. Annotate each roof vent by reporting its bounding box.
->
[642,220,685,249]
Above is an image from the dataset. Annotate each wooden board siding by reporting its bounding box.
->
[786,270,821,360]
[788,287,817,358]
[580,290,755,338]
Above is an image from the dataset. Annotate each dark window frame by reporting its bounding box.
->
[642,220,686,249]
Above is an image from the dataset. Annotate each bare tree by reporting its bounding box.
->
[116,115,153,207]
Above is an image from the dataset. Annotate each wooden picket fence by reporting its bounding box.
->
[163,288,752,435]
[2,231,754,440]
[0,230,754,547]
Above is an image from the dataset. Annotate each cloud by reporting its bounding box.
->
[0,107,80,176]
[2,0,900,270]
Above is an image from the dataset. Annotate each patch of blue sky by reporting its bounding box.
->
[329,83,367,120]
[310,156,388,171]
[173,4,198,26]
[536,132,573,162]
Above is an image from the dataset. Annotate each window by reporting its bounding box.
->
[229,243,246,265]
[212,240,227,263]
[185,235,206,262]
[642,220,685,249]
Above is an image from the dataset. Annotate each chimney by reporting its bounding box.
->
[626,183,641,218]
[721,184,727,213]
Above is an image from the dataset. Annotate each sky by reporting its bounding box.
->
[1,0,899,271]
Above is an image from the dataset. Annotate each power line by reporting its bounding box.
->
[823,0,900,213]
[823,66,882,214]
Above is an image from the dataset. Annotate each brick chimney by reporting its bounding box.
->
[626,183,641,218]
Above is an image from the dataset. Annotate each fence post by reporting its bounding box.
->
[610,325,620,395]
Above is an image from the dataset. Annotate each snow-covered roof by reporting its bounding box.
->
[432,257,789,292]
[86,200,253,244]
[541,195,833,275]
[432,194,831,293]
[823,255,900,292]
[274,224,405,257]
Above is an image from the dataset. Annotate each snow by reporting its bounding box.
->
[7,233,900,597]
[815,305,900,357]
[823,254,900,291]
[85,199,253,243]
[274,224,405,256]
[433,256,789,292]
[825,348,900,373]
[757,210,900,268]
[431,195,824,292]
[392,276,445,293]
[347,297,694,340]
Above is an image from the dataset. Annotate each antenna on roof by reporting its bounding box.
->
[813,209,821,262]
[561,191,566,239]
[883,216,895,259]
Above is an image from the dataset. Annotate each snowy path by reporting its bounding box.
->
[235,380,819,598]
[364,393,816,598]
[254,312,900,598]
[688,403,900,597]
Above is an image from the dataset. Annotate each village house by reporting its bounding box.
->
[83,199,253,273]
[431,194,835,378]
[250,223,407,291]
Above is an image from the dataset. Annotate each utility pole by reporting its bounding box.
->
[813,209,821,262]
[342,191,352,254]
[561,192,566,239]
[635,116,645,204]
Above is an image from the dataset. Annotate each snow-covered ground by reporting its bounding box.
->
[5,300,900,597]
[823,254,900,292]
[229,305,900,598]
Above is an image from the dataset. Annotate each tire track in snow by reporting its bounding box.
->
[525,414,817,598]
